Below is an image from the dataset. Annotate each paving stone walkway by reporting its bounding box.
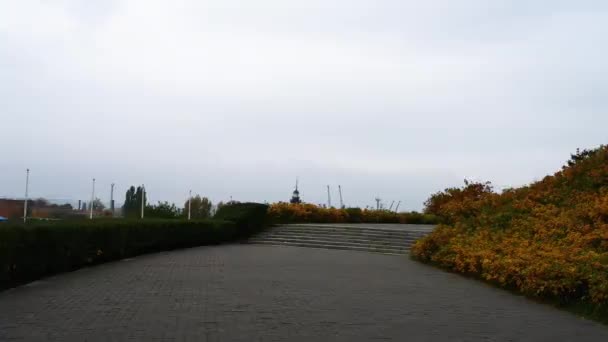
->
[1,244,607,341]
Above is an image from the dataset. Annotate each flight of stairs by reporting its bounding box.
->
[248,224,435,255]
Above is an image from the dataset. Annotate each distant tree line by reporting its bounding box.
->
[122,185,213,219]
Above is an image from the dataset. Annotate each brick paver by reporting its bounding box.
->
[1,244,607,341]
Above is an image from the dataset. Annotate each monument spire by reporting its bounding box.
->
[290,177,302,204]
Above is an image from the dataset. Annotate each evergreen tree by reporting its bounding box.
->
[122,186,137,217]
[136,186,146,216]
[123,186,146,217]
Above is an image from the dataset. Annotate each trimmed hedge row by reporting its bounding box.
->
[214,202,269,234]
[0,203,269,290]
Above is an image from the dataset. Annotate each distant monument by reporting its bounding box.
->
[290,178,302,204]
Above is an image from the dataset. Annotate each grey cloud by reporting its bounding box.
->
[1,0,607,210]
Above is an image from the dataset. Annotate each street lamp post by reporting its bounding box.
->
[188,190,192,221]
[23,169,30,223]
[90,178,95,220]
[140,184,145,219]
[110,183,115,217]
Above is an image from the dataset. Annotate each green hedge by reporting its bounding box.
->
[0,210,268,290]
[214,202,269,235]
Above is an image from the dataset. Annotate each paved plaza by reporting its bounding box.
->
[1,244,607,341]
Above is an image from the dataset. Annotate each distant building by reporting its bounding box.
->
[0,199,24,219]
[0,198,79,220]
[32,206,76,219]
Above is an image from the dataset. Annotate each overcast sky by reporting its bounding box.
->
[1,0,607,210]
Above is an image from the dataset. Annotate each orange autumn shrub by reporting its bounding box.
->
[412,146,608,308]
[267,202,438,225]
[268,202,349,223]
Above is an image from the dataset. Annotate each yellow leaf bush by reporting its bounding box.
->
[412,146,608,308]
[268,202,439,225]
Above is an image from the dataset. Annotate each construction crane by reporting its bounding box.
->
[327,185,332,208]
[388,200,395,211]
[338,185,344,208]
[394,201,401,213]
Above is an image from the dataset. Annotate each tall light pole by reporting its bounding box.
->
[188,190,192,221]
[23,169,30,223]
[110,183,115,217]
[327,185,332,208]
[140,184,145,219]
[90,178,95,219]
[338,185,344,209]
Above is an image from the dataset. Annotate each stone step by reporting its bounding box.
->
[248,224,433,254]
[280,223,434,232]
[267,227,428,237]
[249,240,410,255]
[248,236,413,251]
[287,223,435,232]
[258,233,424,244]
[254,233,419,245]
[267,227,428,239]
